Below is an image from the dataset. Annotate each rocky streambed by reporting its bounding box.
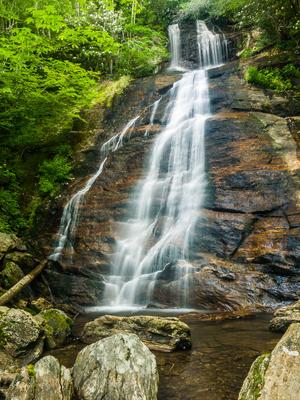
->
[46,312,280,400]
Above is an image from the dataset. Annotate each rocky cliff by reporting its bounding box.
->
[37,26,300,312]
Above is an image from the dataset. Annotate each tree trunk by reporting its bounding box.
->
[0,261,47,307]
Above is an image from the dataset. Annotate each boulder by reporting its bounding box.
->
[7,356,73,400]
[0,308,43,361]
[30,297,53,312]
[81,315,191,352]
[0,261,24,289]
[35,309,73,350]
[73,333,158,400]
[238,323,300,400]
[0,233,18,259]
[269,301,300,333]
[4,252,37,274]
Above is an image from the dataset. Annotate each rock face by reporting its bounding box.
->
[38,34,300,310]
[239,323,300,400]
[35,309,73,350]
[0,307,43,361]
[270,301,300,333]
[7,355,73,400]
[81,315,191,352]
[73,333,158,400]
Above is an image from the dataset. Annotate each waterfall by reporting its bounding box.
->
[197,21,228,67]
[168,24,185,71]
[102,21,228,309]
[49,116,140,262]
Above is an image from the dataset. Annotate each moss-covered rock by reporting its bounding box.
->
[238,354,270,400]
[81,315,191,352]
[0,261,24,289]
[4,252,37,273]
[35,309,73,350]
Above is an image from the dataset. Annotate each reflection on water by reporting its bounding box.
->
[49,313,280,400]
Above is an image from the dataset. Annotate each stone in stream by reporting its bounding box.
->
[238,323,300,400]
[35,308,73,350]
[269,300,300,333]
[7,355,73,400]
[73,332,158,400]
[81,315,192,352]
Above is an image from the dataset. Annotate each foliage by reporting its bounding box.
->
[38,155,72,197]
[179,0,300,49]
[0,165,26,233]
[0,0,176,234]
[244,66,297,92]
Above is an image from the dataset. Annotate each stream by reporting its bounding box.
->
[48,313,280,400]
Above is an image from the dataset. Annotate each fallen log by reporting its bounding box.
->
[0,260,47,306]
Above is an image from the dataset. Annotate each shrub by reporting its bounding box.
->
[245,66,293,92]
[38,155,72,197]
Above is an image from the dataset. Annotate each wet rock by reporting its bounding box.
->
[0,233,18,260]
[81,315,191,352]
[35,309,73,350]
[7,356,73,400]
[4,252,37,274]
[0,308,43,360]
[73,333,158,400]
[239,323,300,400]
[269,300,300,333]
[238,354,270,400]
[30,297,53,312]
[0,261,24,289]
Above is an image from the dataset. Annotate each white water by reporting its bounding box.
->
[197,21,228,67]
[168,24,186,72]
[103,21,227,308]
[49,116,140,262]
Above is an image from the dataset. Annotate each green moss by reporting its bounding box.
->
[239,354,270,400]
[93,76,132,109]
[38,309,73,350]
[27,364,36,378]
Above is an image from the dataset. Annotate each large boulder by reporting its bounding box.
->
[0,307,43,361]
[0,261,24,289]
[7,356,73,400]
[269,301,300,333]
[73,333,158,400]
[0,233,18,260]
[81,315,191,352]
[238,323,300,400]
[35,309,73,350]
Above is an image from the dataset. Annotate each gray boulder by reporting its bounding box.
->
[81,315,191,352]
[7,355,73,400]
[73,333,158,400]
[0,233,18,259]
[270,301,300,332]
[0,307,43,361]
[239,323,300,400]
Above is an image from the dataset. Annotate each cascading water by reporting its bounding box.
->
[168,24,185,71]
[49,116,140,262]
[102,21,228,309]
[197,21,228,67]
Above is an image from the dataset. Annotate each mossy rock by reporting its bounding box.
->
[0,233,18,258]
[35,309,73,350]
[4,252,37,273]
[238,353,270,400]
[0,261,24,289]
